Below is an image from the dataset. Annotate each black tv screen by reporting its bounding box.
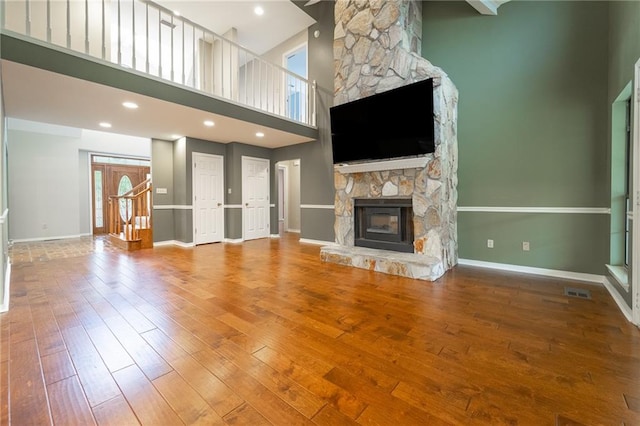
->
[329,78,435,164]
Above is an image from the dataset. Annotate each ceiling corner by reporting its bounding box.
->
[466,0,511,16]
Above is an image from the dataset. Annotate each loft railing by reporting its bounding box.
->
[1,0,316,127]
[108,177,152,242]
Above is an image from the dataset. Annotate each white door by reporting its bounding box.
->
[193,153,224,245]
[633,58,640,326]
[242,156,270,241]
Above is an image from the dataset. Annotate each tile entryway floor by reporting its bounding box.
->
[8,235,118,264]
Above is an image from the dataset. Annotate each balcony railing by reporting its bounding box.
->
[1,0,316,127]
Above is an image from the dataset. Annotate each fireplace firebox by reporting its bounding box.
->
[354,198,414,253]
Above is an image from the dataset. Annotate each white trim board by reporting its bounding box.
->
[223,238,244,244]
[153,205,193,210]
[0,263,12,313]
[153,240,195,248]
[11,233,92,243]
[458,206,610,214]
[335,156,430,174]
[299,238,335,246]
[0,209,8,224]
[603,277,633,323]
[457,258,605,285]
[300,204,335,209]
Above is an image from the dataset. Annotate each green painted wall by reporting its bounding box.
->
[151,139,176,242]
[608,1,640,104]
[423,1,610,274]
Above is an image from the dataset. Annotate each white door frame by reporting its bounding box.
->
[277,162,289,231]
[192,152,224,245]
[633,58,640,326]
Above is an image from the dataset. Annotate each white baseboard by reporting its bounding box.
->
[457,258,605,285]
[153,240,195,248]
[270,234,280,238]
[12,233,92,243]
[223,238,244,244]
[1,262,11,313]
[287,229,301,233]
[299,238,335,246]
[602,277,634,322]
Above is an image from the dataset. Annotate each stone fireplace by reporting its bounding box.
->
[319,0,458,281]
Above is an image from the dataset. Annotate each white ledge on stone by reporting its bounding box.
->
[334,156,431,174]
[320,245,445,281]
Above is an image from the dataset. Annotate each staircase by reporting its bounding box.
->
[108,178,153,251]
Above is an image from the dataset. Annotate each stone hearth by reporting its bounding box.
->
[320,0,458,281]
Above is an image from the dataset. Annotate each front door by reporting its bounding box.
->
[242,156,270,241]
[91,156,150,235]
[193,153,224,245]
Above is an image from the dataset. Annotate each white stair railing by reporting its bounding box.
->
[1,0,316,126]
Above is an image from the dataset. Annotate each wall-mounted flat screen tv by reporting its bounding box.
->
[329,78,435,164]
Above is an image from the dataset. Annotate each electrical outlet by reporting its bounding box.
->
[522,241,530,251]
[487,239,494,248]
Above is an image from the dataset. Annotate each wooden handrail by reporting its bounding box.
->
[108,180,153,242]
[119,177,152,198]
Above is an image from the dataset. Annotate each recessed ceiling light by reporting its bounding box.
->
[204,120,215,127]
[122,101,138,109]
[171,134,182,139]
[254,6,264,16]
[173,10,180,16]
[99,122,112,128]
[256,132,265,138]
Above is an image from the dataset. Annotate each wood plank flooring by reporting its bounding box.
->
[1,233,639,425]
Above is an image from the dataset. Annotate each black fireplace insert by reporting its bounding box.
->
[354,198,414,253]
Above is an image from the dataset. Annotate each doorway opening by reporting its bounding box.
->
[275,159,301,237]
[90,155,150,235]
[284,44,308,123]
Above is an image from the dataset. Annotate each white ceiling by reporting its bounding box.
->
[154,0,316,55]
[1,0,317,148]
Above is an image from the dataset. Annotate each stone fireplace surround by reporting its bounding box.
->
[320,0,458,281]
[320,152,457,281]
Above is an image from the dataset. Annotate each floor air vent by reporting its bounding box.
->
[564,287,592,299]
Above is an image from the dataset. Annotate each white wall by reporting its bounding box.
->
[262,29,307,69]
[7,119,150,241]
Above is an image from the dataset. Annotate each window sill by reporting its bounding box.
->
[605,264,629,292]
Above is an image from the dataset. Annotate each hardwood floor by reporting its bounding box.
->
[1,233,639,425]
